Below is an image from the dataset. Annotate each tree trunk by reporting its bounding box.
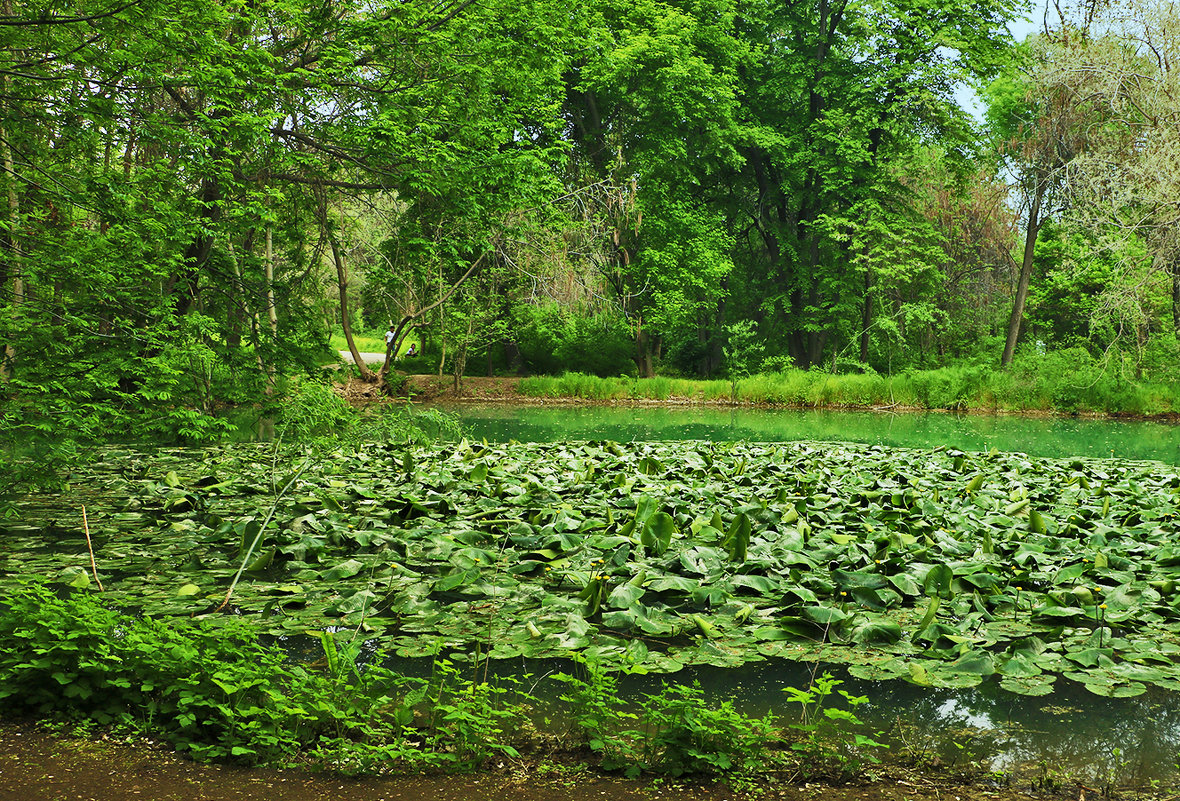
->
[1169,255,1180,337]
[329,231,373,381]
[859,270,872,365]
[265,225,278,338]
[0,103,19,381]
[635,322,655,378]
[1002,185,1044,367]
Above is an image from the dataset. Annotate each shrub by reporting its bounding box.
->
[0,583,529,771]
[514,305,635,377]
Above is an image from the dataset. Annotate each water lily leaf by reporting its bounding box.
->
[61,567,90,589]
[999,652,1042,677]
[323,558,366,581]
[607,583,644,609]
[999,674,1056,696]
[888,574,921,596]
[850,587,891,609]
[724,512,751,563]
[640,512,676,555]
[648,575,697,594]
[848,658,911,681]
[908,661,932,686]
[803,605,848,625]
[691,584,731,607]
[922,564,953,598]
[832,569,887,590]
[637,456,663,475]
[246,546,276,572]
[731,574,779,595]
[849,619,902,645]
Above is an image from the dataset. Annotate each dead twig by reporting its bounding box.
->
[81,505,103,591]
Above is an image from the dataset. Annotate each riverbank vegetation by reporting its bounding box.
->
[0,580,882,780]
[4,437,1180,787]
[518,352,1180,416]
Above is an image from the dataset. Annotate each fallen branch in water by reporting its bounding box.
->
[81,505,104,591]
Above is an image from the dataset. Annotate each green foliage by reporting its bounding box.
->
[418,658,531,769]
[0,583,530,772]
[278,381,359,441]
[902,365,991,411]
[783,673,888,780]
[0,582,378,764]
[514,305,636,377]
[516,362,1180,415]
[277,381,460,447]
[553,659,640,770]
[555,662,778,778]
[635,682,778,777]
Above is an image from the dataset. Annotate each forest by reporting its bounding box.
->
[2,0,1179,447]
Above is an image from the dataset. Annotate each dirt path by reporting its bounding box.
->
[339,351,388,366]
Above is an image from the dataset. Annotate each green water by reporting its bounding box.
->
[438,403,1180,464]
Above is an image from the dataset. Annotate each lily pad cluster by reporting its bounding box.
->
[3,440,1180,697]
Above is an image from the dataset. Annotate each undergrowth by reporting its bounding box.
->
[0,584,887,780]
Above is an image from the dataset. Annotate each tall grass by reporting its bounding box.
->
[515,359,1180,416]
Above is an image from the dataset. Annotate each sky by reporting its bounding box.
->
[955,0,1048,119]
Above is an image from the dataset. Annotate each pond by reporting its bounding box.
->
[7,406,1180,788]
[425,403,1180,785]
[435,403,1180,465]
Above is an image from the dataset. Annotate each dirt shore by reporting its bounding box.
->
[2,720,1150,801]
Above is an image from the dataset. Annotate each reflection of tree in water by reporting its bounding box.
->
[864,678,1180,785]
[674,665,1180,786]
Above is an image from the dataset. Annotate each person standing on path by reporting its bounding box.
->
[385,325,397,359]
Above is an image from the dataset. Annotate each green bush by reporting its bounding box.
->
[0,583,527,771]
[903,365,989,410]
[554,663,778,778]
[514,305,635,377]
[637,682,778,776]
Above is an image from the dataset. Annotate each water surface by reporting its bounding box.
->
[428,401,1180,784]
[437,403,1180,464]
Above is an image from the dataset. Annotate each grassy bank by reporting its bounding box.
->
[518,358,1180,417]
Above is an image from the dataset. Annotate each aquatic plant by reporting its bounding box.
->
[4,439,1180,697]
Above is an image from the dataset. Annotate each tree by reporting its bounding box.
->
[0,0,575,438]
[729,0,1019,369]
[1046,0,1180,339]
[984,42,1089,366]
[559,0,746,376]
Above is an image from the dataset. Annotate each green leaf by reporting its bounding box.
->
[640,512,677,555]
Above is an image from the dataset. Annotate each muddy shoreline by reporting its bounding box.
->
[1,719,1162,801]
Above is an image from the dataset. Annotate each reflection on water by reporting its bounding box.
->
[654,662,1180,786]
[435,403,1180,464]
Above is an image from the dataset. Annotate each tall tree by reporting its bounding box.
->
[985,37,1090,367]
[730,0,1019,368]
